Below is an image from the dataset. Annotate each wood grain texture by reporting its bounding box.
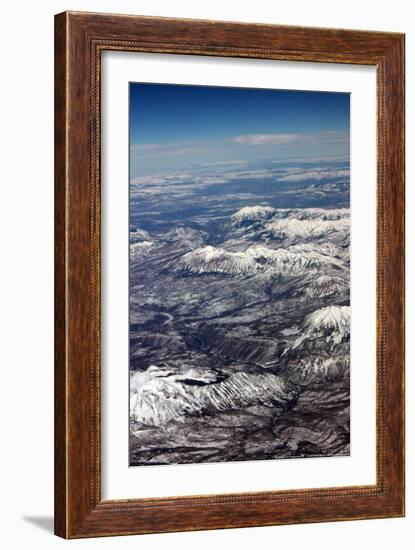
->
[54,11,405,539]
[54,11,68,538]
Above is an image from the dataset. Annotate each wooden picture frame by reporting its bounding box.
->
[54,11,405,538]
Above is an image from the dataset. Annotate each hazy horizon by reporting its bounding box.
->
[130,83,350,172]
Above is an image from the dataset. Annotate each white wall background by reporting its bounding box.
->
[0,1,412,548]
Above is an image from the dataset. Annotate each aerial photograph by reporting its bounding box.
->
[128,83,351,466]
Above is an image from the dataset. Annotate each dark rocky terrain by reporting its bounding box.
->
[129,159,350,466]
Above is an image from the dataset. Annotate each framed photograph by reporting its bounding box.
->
[54,11,405,538]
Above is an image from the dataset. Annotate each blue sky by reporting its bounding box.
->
[130,83,350,171]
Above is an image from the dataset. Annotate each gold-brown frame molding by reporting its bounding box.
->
[54,11,405,538]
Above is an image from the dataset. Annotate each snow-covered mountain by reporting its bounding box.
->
[129,166,351,464]
[177,243,343,277]
[130,240,154,258]
[289,354,350,384]
[130,366,297,426]
[292,275,349,299]
[265,216,349,241]
[231,205,275,224]
[232,205,348,224]
[228,206,350,253]
[279,305,350,384]
[293,305,350,349]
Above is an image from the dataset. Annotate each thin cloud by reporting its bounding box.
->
[232,133,299,145]
[131,131,348,155]
[231,131,348,146]
[130,131,349,170]
[278,168,350,182]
